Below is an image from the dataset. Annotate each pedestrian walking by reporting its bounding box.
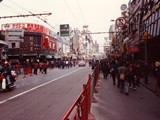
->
[128,62,136,90]
[91,59,96,70]
[101,60,109,79]
[154,61,160,95]
[144,61,149,84]
[65,60,69,69]
[110,60,117,85]
[118,62,129,95]
[15,61,21,76]
[33,61,39,75]
[134,61,141,86]
[42,61,48,74]
[39,61,43,73]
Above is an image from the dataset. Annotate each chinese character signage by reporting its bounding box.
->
[60,24,69,36]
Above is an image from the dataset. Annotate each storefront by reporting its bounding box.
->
[1,23,57,60]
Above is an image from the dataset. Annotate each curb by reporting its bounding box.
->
[140,82,155,93]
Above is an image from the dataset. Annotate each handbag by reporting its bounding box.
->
[2,78,6,89]
[120,74,125,80]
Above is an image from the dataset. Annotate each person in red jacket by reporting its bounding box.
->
[42,61,48,74]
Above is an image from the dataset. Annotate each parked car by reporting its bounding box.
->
[78,60,86,67]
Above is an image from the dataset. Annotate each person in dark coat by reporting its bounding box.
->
[42,61,48,74]
[110,60,118,85]
[101,60,109,79]
[118,62,128,95]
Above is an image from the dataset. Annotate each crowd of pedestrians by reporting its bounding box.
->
[90,58,160,96]
[0,58,77,79]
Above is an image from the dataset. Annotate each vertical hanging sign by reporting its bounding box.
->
[60,24,69,36]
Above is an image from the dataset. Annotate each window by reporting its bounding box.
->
[30,47,33,51]
[148,25,151,35]
[146,19,149,27]
[149,16,152,25]
[155,11,158,20]
[30,36,33,41]
[153,21,157,36]
[151,23,154,36]
[151,13,155,23]
[12,43,16,48]
[157,19,160,35]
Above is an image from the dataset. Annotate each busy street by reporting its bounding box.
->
[0,65,91,120]
[0,0,160,120]
[0,60,159,120]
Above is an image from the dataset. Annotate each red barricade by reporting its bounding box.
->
[61,74,91,120]
[61,65,100,120]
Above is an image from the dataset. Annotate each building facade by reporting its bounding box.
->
[111,0,160,64]
[140,0,160,62]
[1,23,57,60]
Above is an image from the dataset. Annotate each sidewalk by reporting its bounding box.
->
[90,74,158,120]
[140,75,157,93]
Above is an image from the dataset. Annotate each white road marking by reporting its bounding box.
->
[0,69,81,105]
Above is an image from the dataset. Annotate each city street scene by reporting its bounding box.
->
[0,0,160,120]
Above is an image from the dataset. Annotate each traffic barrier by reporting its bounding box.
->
[91,64,100,103]
[61,65,100,120]
[61,74,91,120]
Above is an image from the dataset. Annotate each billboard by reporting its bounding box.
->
[60,24,69,36]
[1,23,50,35]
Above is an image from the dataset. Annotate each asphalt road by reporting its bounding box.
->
[0,66,92,120]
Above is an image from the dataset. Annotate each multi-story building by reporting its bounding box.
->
[140,0,160,62]
[0,31,8,59]
[110,9,128,59]
[124,0,160,62]
[125,0,143,60]
[1,23,57,61]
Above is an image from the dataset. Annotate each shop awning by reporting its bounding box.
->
[0,40,8,45]
[46,55,53,59]
[8,54,19,56]
[128,46,140,53]
[54,55,58,59]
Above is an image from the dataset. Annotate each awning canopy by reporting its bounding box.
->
[54,55,58,59]
[46,55,53,59]
[0,40,8,45]
[127,46,140,53]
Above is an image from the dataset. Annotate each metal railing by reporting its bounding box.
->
[61,65,100,120]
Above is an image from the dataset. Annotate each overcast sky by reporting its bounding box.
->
[0,0,129,49]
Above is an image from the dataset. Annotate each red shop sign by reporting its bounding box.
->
[128,46,140,53]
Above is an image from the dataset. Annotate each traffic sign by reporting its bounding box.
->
[141,31,151,40]
[120,4,127,11]
[115,17,127,27]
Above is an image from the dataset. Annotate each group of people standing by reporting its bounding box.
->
[8,59,49,78]
[1,58,78,78]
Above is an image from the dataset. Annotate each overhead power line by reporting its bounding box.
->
[64,0,80,27]
[8,0,55,29]
[0,13,52,19]
[82,31,117,34]
[1,2,22,14]
[76,0,85,24]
